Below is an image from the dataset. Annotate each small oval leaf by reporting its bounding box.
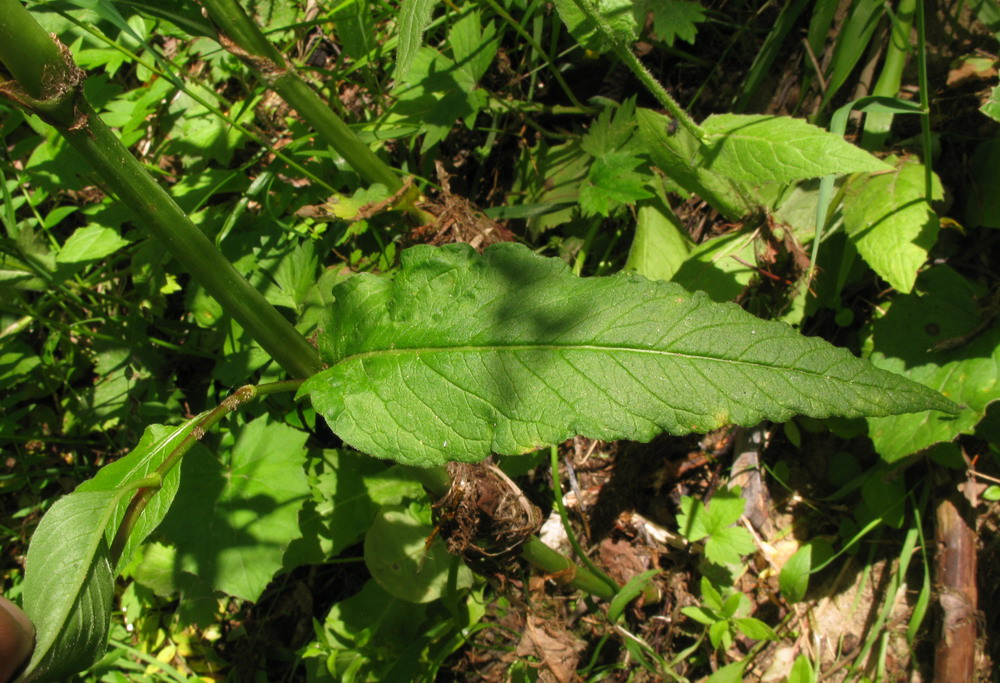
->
[364,504,472,604]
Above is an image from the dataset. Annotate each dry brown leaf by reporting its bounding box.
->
[514,615,585,683]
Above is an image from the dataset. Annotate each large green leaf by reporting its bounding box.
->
[866,266,999,462]
[77,418,208,573]
[284,450,422,567]
[700,114,892,184]
[20,491,117,682]
[671,228,757,302]
[624,196,693,282]
[843,157,943,293]
[301,243,954,467]
[636,108,752,220]
[19,416,208,681]
[364,503,473,603]
[159,417,309,602]
[56,225,129,264]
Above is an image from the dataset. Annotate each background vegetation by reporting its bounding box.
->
[2,0,1000,680]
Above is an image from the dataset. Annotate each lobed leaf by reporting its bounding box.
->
[579,152,653,217]
[700,114,892,184]
[649,0,707,46]
[301,243,955,468]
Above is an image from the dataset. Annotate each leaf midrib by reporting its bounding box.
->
[333,343,868,384]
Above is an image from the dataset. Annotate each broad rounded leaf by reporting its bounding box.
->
[843,157,943,294]
[701,114,892,184]
[56,225,129,264]
[21,491,117,682]
[866,266,999,462]
[301,244,955,467]
[778,538,834,603]
[364,504,473,603]
[624,196,693,282]
[159,418,309,602]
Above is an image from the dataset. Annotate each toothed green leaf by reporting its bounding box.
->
[301,243,956,467]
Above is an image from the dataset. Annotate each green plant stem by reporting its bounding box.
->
[915,0,934,198]
[860,0,915,150]
[108,380,302,566]
[0,4,323,379]
[54,8,340,195]
[549,447,621,593]
[63,102,323,379]
[519,537,617,600]
[569,0,704,140]
[0,2,62,96]
[200,0,422,212]
[0,0,80,124]
[269,73,401,191]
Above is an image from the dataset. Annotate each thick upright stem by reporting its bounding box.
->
[0,3,323,379]
[0,0,67,100]
[63,101,323,379]
[201,0,405,193]
[569,0,704,141]
[933,472,978,682]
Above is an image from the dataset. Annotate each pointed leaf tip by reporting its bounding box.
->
[301,243,956,467]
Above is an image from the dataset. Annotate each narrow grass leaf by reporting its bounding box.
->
[820,0,886,109]
[701,114,892,184]
[301,243,955,468]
